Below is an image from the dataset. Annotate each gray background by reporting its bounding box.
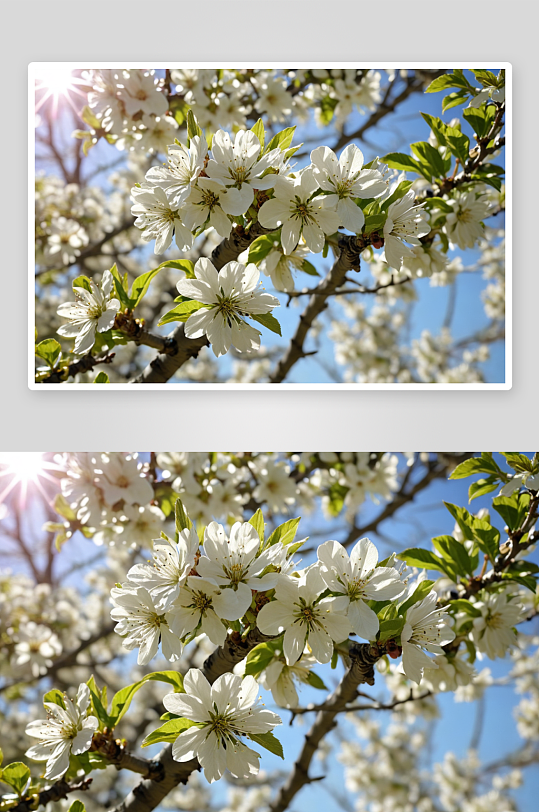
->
[8,0,535,450]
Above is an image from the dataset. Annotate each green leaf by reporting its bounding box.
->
[378,618,405,641]
[463,106,491,139]
[251,312,282,336]
[306,671,328,690]
[248,234,278,265]
[398,580,434,614]
[448,599,482,617]
[152,258,196,279]
[87,676,113,729]
[380,180,414,211]
[443,126,470,167]
[363,213,387,233]
[35,338,61,368]
[469,477,499,502]
[420,113,449,146]
[443,502,476,542]
[53,492,77,521]
[502,453,536,474]
[249,731,284,759]
[81,105,102,129]
[410,141,447,179]
[1,763,31,796]
[108,683,146,728]
[301,259,319,276]
[43,689,66,708]
[251,118,265,150]
[143,671,185,691]
[472,519,500,560]
[431,535,474,576]
[129,268,163,309]
[94,371,110,383]
[72,275,93,294]
[471,69,499,88]
[382,152,429,180]
[264,126,296,154]
[142,718,198,747]
[110,264,132,310]
[69,801,86,812]
[286,538,307,556]
[501,573,537,593]
[187,110,202,142]
[158,301,208,326]
[108,671,184,728]
[422,196,454,213]
[425,72,472,94]
[397,548,451,576]
[442,90,470,113]
[175,497,193,533]
[492,492,530,531]
[265,517,301,548]
[245,641,278,677]
[248,509,265,543]
[450,453,500,480]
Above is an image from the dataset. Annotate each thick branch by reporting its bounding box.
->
[269,234,366,383]
[269,643,385,812]
[111,628,272,812]
[132,222,269,384]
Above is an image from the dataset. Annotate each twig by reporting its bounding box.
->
[0,623,116,695]
[8,777,92,812]
[39,352,116,384]
[268,234,370,383]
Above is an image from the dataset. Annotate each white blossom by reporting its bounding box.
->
[257,564,351,665]
[163,669,281,783]
[126,528,199,611]
[25,684,98,780]
[401,592,456,684]
[131,186,193,254]
[317,537,404,640]
[57,269,120,355]
[382,191,430,271]
[310,144,386,233]
[472,590,524,659]
[258,168,341,254]
[110,585,182,665]
[175,258,279,357]
[167,576,251,646]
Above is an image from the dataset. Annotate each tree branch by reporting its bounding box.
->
[8,778,92,812]
[39,352,116,384]
[111,628,273,812]
[132,222,269,384]
[268,234,368,383]
[269,643,386,812]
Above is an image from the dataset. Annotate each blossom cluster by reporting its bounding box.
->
[48,451,402,547]
[83,68,384,155]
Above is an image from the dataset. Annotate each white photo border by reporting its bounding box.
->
[29,62,512,391]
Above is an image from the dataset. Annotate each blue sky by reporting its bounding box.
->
[35,68,506,383]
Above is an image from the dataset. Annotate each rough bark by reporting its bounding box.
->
[269,235,364,383]
[269,643,385,812]
[111,628,272,812]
